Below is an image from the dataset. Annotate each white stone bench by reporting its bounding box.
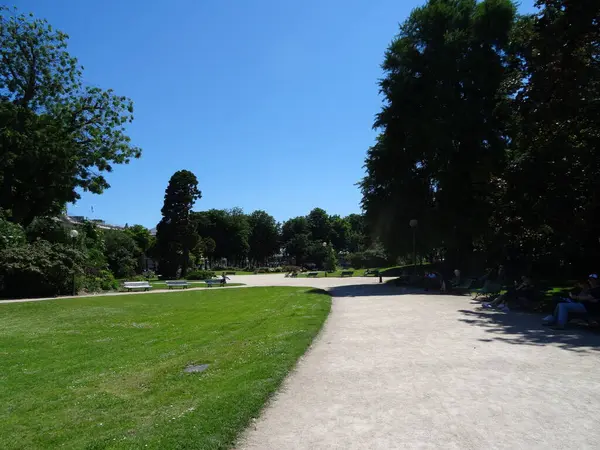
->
[123,281,151,291]
[205,278,225,287]
[165,280,189,289]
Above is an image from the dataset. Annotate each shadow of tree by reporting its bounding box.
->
[325,284,446,298]
[458,308,600,353]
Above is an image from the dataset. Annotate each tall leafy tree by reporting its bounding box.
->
[103,229,138,278]
[330,215,351,251]
[156,170,201,277]
[248,210,279,265]
[307,208,332,242]
[0,7,141,224]
[361,0,516,267]
[281,216,311,265]
[498,0,600,272]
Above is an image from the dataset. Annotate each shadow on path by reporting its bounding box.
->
[459,308,600,354]
[324,283,465,298]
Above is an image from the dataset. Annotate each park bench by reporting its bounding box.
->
[307,272,319,278]
[364,269,380,277]
[165,280,189,289]
[123,281,151,291]
[206,278,225,287]
[341,270,354,277]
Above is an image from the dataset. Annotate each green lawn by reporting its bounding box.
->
[147,281,245,289]
[0,287,331,449]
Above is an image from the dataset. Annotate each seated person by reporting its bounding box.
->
[424,271,443,292]
[483,276,535,311]
[543,274,600,329]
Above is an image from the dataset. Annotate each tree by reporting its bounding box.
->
[307,208,332,242]
[125,224,155,271]
[361,0,516,268]
[0,7,141,224]
[345,213,369,252]
[155,170,201,277]
[497,0,600,274]
[281,216,311,265]
[248,210,279,265]
[125,225,154,254]
[323,244,338,272]
[103,229,138,278]
[330,215,350,252]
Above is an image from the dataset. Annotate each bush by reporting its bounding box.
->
[186,270,216,280]
[0,240,84,299]
[0,217,26,250]
[79,270,119,293]
[282,265,302,273]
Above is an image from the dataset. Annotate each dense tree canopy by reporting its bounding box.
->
[0,7,141,225]
[361,0,516,268]
[362,0,600,277]
[247,210,280,265]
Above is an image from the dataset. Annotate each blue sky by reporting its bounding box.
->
[15,0,535,228]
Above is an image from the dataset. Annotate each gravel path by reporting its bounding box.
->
[237,278,600,449]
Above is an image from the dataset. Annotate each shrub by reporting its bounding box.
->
[0,240,84,299]
[0,217,26,250]
[79,270,119,293]
[186,270,216,280]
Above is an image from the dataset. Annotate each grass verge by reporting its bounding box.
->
[0,287,331,449]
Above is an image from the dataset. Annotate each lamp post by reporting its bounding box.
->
[69,229,79,295]
[409,220,418,276]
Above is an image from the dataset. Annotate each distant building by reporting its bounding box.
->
[61,215,125,231]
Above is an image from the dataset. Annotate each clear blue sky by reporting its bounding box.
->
[15,0,536,228]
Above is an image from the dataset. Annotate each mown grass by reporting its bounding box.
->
[0,287,331,449]
[146,281,245,290]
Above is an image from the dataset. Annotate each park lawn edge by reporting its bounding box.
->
[0,286,332,449]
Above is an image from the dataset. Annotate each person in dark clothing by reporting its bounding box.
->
[483,276,535,311]
[543,274,600,329]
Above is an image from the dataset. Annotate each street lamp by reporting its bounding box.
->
[69,229,79,295]
[409,220,418,276]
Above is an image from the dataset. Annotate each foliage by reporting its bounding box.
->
[361,0,516,268]
[307,207,332,242]
[247,210,279,264]
[78,269,119,293]
[323,245,338,272]
[329,215,350,252]
[186,269,216,280]
[125,224,154,253]
[156,170,201,278]
[0,215,26,250]
[495,0,600,274]
[348,242,390,269]
[0,7,141,225]
[25,216,70,244]
[193,208,250,264]
[0,240,83,298]
[103,229,138,278]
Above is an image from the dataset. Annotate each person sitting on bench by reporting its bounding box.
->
[543,274,600,329]
[483,276,535,311]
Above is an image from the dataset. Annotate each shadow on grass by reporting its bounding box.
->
[458,308,600,354]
